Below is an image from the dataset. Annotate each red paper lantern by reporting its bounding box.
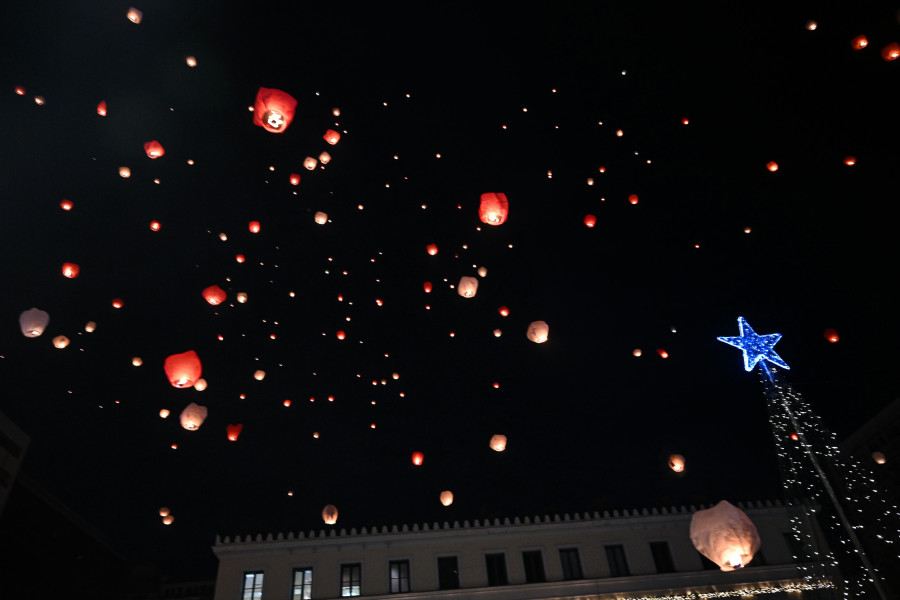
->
[498,306,510,317]
[62,263,80,278]
[202,285,227,305]
[426,244,438,256]
[851,35,868,50]
[144,140,165,159]
[882,42,900,61]
[111,298,124,309]
[628,194,639,205]
[248,221,261,233]
[423,281,433,293]
[252,87,298,133]
[411,451,424,465]
[227,424,243,441]
[60,199,73,211]
[479,192,509,225]
[336,330,346,340]
[657,349,669,359]
[766,161,779,172]
[149,220,161,231]
[235,254,246,263]
[97,101,107,116]
[289,173,300,185]
[824,328,839,343]
[323,129,341,145]
[164,350,202,388]
[584,214,597,228]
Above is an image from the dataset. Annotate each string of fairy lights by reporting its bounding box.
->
[619,581,834,600]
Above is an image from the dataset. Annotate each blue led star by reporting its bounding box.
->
[717,317,790,372]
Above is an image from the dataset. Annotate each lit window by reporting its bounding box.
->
[650,541,676,573]
[340,563,361,597]
[389,560,410,593]
[437,556,459,589]
[605,545,630,577]
[292,568,312,599]
[485,553,508,586]
[522,550,546,583]
[242,571,264,600]
[559,548,583,580]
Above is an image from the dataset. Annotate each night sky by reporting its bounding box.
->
[2,0,899,578]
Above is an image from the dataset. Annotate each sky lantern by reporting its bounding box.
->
[490,434,507,452]
[253,370,266,381]
[319,151,331,164]
[159,409,170,418]
[96,101,107,116]
[127,7,142,23]
[527,320,549,343]
[132,357,143,367]
[112,298,124,309]
[882,43,900,61]
[657,349,669,359]
[186,56,197,67]
[628,194,639,205]
[162,515,174,525]
[423,281,433,293]
[180,402,208,431]
[843,156,856,166]
[164,350,202,388]
[690,500,761,571]
[60,199,73,211]
[766,161,779,172]
[202,285,227,305]
[62,263,80,278]
[314,211,328,224]
[144,140,165,159]
[493,329,502,337]
[248,221,260,233]
[119,166,131,178]
[236,292,248,303]
[499,306,509,317]
[824,328,839,343]
[235,254,246,263]
[457,276,478,298]
[633,349,642,357]
[149,221,161,231]
[304,157,318,170]
[226,424,243,441]
[873,451,886,465]
[851,35,868,50]
[336,330,346,340]
[440,491,454,506]
[411,451,424,465]
[426,244,438,256]
[84,321,96,333]
[668,454,685,472]
[52,335,70,349]
[584,214,597,227]
[289,173,300,185]
[159,507,170,517]
[477,266,488,278]
[252,87,297,133]
[322,504,338,525]
[323,129,341,145]
[478,192,509,225]
[14,86,25,95]
[193,378,207,391]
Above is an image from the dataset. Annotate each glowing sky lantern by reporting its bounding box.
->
[248,221,260,233]
[440,491,454,506]
[60,199,73,211]
[132,357,143,367]
[235,254,246,263]
[185,56,197,67]
[318,151,331,164]
[499,306,510,317]
[112,298,124,309]
[457,276,478,298]
[823,328,839,343]
[84,321,96,333]
[61,263,80,278]
[411,451,424,465]
[252,87,297,133]
[423,281,433,293]
[164,350,202,388]
[159,507,170,517]
[628,194,639,205]
[202,285,227,305]
[584,214,597,228]
[193,378,207,391]
[690,500,761,571]
[226,424,243,441]
[159,409,170,418]
[668,454,685,472]
[851,35,868,50]
[127,7,142,23]
[766,161,779,172]
[143,140,165,158]
[336,330,346,340]
[253,370,266,381]
[96,101,107,116]
[180,402,208,431]
[322,504,338,525]
[304,157,318,170]
[323,129,341,145]
[289,173,300,185]
[882,43,900,61]
[873,451,886,465]
[236,292,248,303]
[657,349,669,359]
[119,166,131,178]
[478,192,509,225]
[527,320,549,343]
[52,335,70,349]
[162,515,174,525]
[426,244,438,256]
[149,221,161,231]
[314,211,328,224]
[477,266,488,278]
[490,434,507,452]
[843,156,857,166]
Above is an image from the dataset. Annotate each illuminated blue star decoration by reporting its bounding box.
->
[717,317,790,372]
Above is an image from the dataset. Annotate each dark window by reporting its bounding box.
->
[650,541,676,573]
[559,548,583,580]
[242,572,264,600]
[698,551,718,570]
[389,560,410,593]
[485,553,508,586]
[605,545,630,577]
[437,556,459,589]
[522,550,546,583]
[340,563,361,597]
[292,568,312,599]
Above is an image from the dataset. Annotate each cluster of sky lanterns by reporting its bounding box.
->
[158,506,174,526]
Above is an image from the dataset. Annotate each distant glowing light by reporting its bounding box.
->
[882,42,900,61]
[851,35,868,50]
[843,156,857,166]
[766,161,779,172]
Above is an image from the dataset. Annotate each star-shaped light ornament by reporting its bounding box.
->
[717,317,790,372]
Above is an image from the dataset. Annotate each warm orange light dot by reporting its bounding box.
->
[598,166,606,173]
[851,35,868,50]
[60,199,73,211]
[411,451,424,466]
[843,156,857,166]
[289,173,300,185]
[628,194,639,205]
[149,221,161,231]
[96,101,107,116]
[235,254,245,263]
[616,129,624,137]
[499,306,510,317]
[657,349,669,359]
[882,42,900,61]
[248,221,260,233]
[186,56,197,67]
[682,118,689,125]
[112,298,124,309]
[426,244,438,256]
[584,214,597,228]
[14,86,25,95]
[62,263,80,278]
[633,349,642,357]
[423,282,433,293]
[824,328,839,343]
[767,161,779,172]
[492,382,500,389]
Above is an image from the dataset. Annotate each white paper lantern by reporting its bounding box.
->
[19,308,50,338]
[180,402,208,431]
[690,500,761,571]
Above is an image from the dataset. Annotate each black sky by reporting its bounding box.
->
[1,0,898,578]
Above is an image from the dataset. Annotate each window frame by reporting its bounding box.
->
[340,562,362,597]
[389,559,410,593]
[484,552,509,586]
[604,544,631,577]
[649,540,676,573]
[522,549,547,583]
[242,571,264,600]
[558,547,584,580]
[292,567,313,600]
[436,555,460,590]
